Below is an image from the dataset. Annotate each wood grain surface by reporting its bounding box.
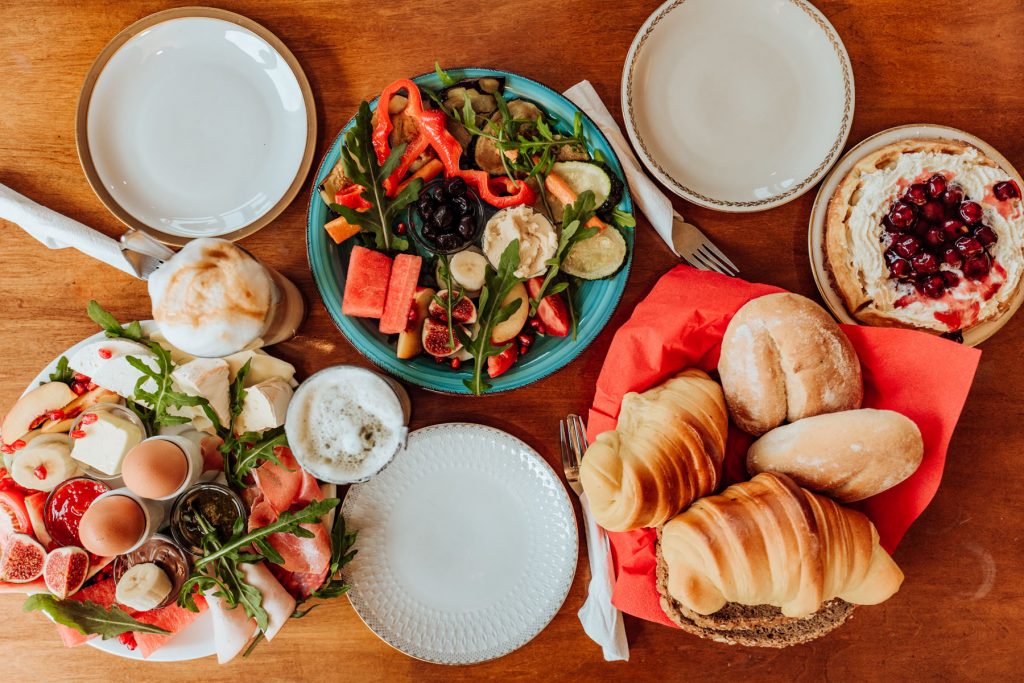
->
[1,1,1020,680]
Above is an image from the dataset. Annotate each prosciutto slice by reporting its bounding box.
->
[251,448,303,513]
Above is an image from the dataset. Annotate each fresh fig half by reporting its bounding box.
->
[44,546,89,598]
[0,533,45,583]
[427,290,477,325]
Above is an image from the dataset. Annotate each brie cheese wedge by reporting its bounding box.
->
[234,378,293,434]
[172,358,231,427]
[69,340,159,400]
[223,350,297,388]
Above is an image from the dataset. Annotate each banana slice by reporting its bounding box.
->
[10,436,80,492]
[116,562,172,611]
[449,249,489,294]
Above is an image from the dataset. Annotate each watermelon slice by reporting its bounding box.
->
[379,254,423,334]
[132,593,208,659]
[55,578,125,647]
[342,246,393,318]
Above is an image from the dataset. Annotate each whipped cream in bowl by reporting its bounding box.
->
[285,365,411,484]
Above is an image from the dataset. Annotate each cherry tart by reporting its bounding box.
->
[825,138,1024,335]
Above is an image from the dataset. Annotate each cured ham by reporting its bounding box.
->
[205,590,258,664]
[251,448,303,513]
[240,561,295,640]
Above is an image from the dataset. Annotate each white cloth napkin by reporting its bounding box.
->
[563,80,677,255]
[574,490,629,662]
[0,182,137,276]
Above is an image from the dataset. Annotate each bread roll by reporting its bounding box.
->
[661,472,903,618]
[718,293,863,435]
[747,409,923,502]
[580,369,727,531]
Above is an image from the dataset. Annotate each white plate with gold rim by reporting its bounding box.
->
[808,124,1024,347]
[77,7,316,246]
[340,423,577,664]
[621,0,853,212]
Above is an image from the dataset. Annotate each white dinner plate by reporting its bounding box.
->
[808,124,1024,347]
[341,423,578,665]
[23,324,215,661]
[622,0,854,212]
[77,8,316,245]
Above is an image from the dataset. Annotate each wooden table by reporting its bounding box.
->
[1,1,1020,680]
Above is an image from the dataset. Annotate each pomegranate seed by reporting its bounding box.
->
[893,234,921,259]
[881,216,900,233]
[519,344,529,356]
[942,271,961,288]
[0,444,12,455]
[47,409,65,422]
[959,201,983,225]
[963,254,991,278]
[941,186,964,206]
[73,373,90,383]
[887,257,913,280]
[993,180,1021,201]
[407,308,418,321]
[942,219,966,240]
[80,412,99,425]
[70,430,87,439]
[942,248,963,268]
[450,357,461,370]
[904,183,928,205]
[86,382,98,391]
[11,440,26,450]
[33,465,47,481]
[97,348,112,359]
[517,333,534,347]
[528,318,542,330]
[922,275,946,298]
[924,227,945,247]
[955,236,984,257]
[118,632,138,651]
[434,356,445,364]
[888,201,917,229]
[922,201,945,223]
[911,252,939,274]
[395,222,407,235]
[534,322,546,335]
[927,174,947,199]
[71,382,87,396]
[975,225,998,246]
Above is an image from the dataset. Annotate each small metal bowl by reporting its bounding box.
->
[406,177,485,255]
[112,534,192,609]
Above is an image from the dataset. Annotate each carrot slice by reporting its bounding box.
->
[544,172,608,230]
[324,215,361,244]
[397,158,444,194]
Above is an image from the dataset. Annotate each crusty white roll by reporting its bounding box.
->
[746,408,923,502]
[718,293,863,435]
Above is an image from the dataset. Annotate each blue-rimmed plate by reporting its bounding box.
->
[306,68,634,394]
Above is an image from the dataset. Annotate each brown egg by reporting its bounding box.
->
[122,439,188,499]
[78,495,146,556]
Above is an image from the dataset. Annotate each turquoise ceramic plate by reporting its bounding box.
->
[306,68,634,394]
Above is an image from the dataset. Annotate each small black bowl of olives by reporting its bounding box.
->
[407,176,484,255]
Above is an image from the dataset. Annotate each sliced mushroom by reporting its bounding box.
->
[473,100,544,175]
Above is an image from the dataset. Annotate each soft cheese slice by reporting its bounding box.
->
[69,339,159,400]
[234,378,293,435]
[70,410,144,475]
[222,350,297,388]
[172,358,231,426]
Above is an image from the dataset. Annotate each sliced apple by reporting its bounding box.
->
[1,382,76,445]
[39,387,120,434]
[398,287,436,360]
[490,282,529,344]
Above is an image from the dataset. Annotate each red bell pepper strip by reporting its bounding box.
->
[372,78,536,207]
[334,184,372,212]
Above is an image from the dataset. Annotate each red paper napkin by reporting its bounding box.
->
[586,265,980,628]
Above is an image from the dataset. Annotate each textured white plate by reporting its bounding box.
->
[808,124,1024,346]
[341,423,578,664]
[23,324,215,661]
[83,13,310,239]
[622,0,853,212]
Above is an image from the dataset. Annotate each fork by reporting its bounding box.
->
[560,414,629,661]
[670,211,740,276]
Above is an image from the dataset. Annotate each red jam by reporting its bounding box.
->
[44,477,109,547]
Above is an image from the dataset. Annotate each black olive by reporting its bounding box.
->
[457,215,477,239]
[437,234,462,251]
[416,195,434,218]
[421,222,438,240]
[424,185,444,204]
[432,204,454,229]
[443,176,467,198]
[451,195,470,217]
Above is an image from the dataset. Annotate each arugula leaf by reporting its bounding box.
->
[456,240,524,395]
[46,356,74,386]
[87,300,144,342]
[126,342,206,433]
[434,62,458,87]
[611,208,637,229]
[24,595,170,640]
[528,191,600,316]
[331,101,420,253]
[309,512,358,600]
[434,255,465,350]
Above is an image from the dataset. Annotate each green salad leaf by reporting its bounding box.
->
[330,101,420,253]
[434,62,458,87]
[24,595,170,640]
[126,342,206,433]
[46,356,74,386]
[87,300,144,342]
[528,191,600,318]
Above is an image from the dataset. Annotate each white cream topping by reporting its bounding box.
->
[848,148,1024,331]
[482,206,557,278]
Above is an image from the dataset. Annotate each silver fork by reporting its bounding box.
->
[559,414,629,661]
[670,211,740,276]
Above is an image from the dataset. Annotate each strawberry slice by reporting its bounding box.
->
[487,344,519,379]
[526,278,570,337]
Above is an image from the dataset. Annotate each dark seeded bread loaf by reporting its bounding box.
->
[655,530,855,647]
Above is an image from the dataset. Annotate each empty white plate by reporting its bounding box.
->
[341,423,577,664]
[622,0,854,212]
[77,8,316,244]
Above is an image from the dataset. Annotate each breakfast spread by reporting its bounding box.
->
[0,303,354,662]
[826,138,1024,336]
[317,66,635,394]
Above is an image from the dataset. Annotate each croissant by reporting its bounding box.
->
[580,369,728,531]
[661,472,903,618]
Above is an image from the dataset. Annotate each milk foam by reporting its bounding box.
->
[286,366,406,484]
[148,238,278,357]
